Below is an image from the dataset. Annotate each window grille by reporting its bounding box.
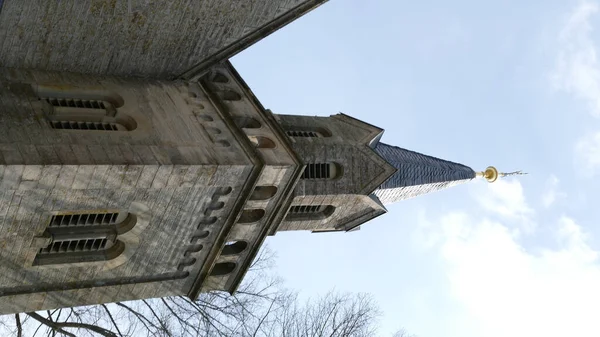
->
[302,163,331,179]
[48,121,120,131]
[33,211,132,266]
[35,86,136,131]
[38,238,109,254]
[48,212,120,227]
[286,205,335,221]
[44,98,107,109]
[286,130,322,138]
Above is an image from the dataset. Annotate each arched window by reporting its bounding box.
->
[248,136,276,149]
[220,90,241,101]
[210,262,236,276]
[216,140,231,147]
[190,230,210,243]
[33,211,136,266]
[233,117,261,129]
[237,209,265,224]
[211,72,230,83]
[34,85,136,131]
[301,163,342,179]
[221,240,248,256]
[285,205,335,221]
[249,186,278,201]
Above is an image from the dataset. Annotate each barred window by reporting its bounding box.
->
[48,120,122,131]
[44,98,108,110]
[33,211,134,266]
[39,238,109,255]
[285,127,331,138]
[286,130,322,138]
[286,205,335,221]
[301,163,341,179]
[48,212,121,227]
[34,85,136,131]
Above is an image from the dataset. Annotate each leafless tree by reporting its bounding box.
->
[392,328,417,337]
[0,247,413,337]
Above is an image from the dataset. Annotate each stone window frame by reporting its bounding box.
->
[33,85,137,131]
[25,203,150,271]
[32,212,135,267]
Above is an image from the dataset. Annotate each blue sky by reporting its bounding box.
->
[233,1,600,336]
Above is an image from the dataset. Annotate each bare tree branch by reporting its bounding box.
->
[101,304,124,337]
[27,311,118,337]
[392,328,417,337]
[15,314,22,337]
[0,247,406,337]
[115,302,156,333]
[26,313,76,337]
[142,299,172,337]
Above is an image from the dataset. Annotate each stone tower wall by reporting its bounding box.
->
[273,114,393,232]
[0,0,327,79]
[0,68,263,313]
[0,68,249,166]
[0,61,305,313]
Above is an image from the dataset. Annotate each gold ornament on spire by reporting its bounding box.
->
[476,166,527,183]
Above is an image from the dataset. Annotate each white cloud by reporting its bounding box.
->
[474,179,535,233]
[552,1,600,116]
[552,1,600,175]
[576,131,600,175]
[541,174,566,208]
[417,180,600,337]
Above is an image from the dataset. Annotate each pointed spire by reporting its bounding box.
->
[372,143,477,205]
[476,166,528,183]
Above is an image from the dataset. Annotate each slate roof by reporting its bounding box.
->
[373,143,476,205]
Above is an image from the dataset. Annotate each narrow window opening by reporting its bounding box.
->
[249,186,278,201]
[220,90,241,101]
[285,127,332,138]
[45,98,107,110]
[237,209,265,224]
[301,163,341,179]
[221,240,248,256]
[286,205,336,221]
[248,136,276,149]
[50,120,124,131]
[198,115,213,122]
[286,130,321,137]
[233,117,261,129]
[212,72,230,83]
[210,262,236,276]
[47,212,126,227]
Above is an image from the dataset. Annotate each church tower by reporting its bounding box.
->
[0,59,518,314]
[0,0,522,315]
[273,112,518,234]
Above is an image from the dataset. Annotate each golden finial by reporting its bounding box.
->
[476,166,527,183]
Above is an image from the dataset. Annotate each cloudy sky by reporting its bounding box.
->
[233,0,600,336]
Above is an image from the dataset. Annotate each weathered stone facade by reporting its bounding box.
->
[0,0,327,79]
[0,0,480,314]
[0,62,304,313]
